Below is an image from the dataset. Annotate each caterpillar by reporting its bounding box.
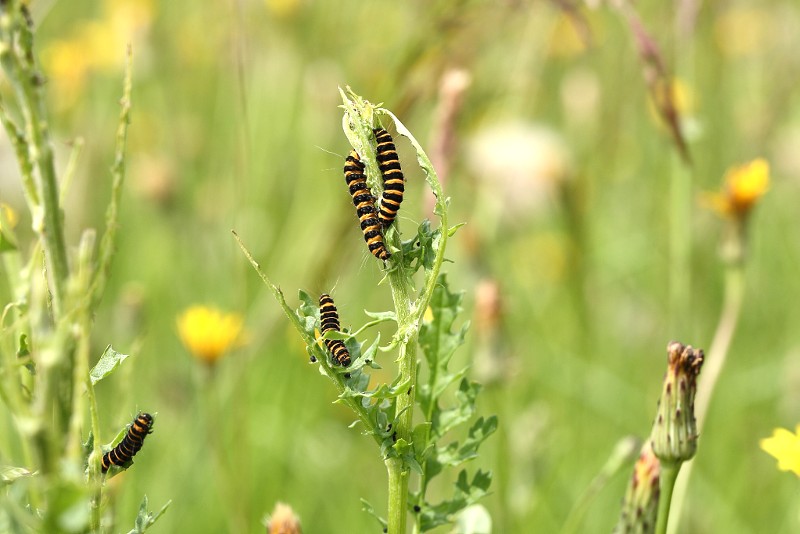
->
[319,293,351,367]
[373,128,405,228]
[101,412,153,473]
[344,150,391,261]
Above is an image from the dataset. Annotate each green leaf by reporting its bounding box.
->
[0,465,34,486]
[434,380,481,438]
[360,499,387,531]
[127,495,171,534]
[418,470,493,532]
[363,309,397,322]
[419,276,467,372]
[400,220,441,274]
[89,346,130,385]
[0,226,16,253]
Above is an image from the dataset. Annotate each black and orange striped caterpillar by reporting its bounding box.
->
[319,293,351,367]
[373,128,405,228]
[101,412,153,473]
[344,150,391,261]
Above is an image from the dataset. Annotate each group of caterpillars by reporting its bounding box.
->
[100,131,403,471]
[344,127,405,262]
[318,127,407,368]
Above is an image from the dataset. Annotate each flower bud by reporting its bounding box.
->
[650,341,704,464]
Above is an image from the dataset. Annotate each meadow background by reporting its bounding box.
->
[2,0,800,532]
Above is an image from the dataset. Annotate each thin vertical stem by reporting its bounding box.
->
[0,15,69,315]
[655,463,680,534]
[667,262,744,533]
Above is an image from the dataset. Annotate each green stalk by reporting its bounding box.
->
[385,266,417,534]
[87,368,103,534]
[91,47,132,310]
[0,8,69,315]
[655,463,680,534]
[666,254,745,533]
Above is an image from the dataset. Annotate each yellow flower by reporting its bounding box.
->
[0,204,19,229]
[177,306,245,365]
[760,425,800,477]
[0,204,19,252]
[265,502,302,534]
[704,158,770,218]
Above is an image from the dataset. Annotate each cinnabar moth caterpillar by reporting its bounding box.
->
[101,413,153,473]
[373,128,405,228]
[344,150,390,261]
[319,293,351,367]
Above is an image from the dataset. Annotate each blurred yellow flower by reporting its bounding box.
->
[0,204,19,252]
[714,7,768,58]
[177,306,245,365]
[265,501,302,534]
[760,425,800,477]
[0,204,19,229]
[652,77,696,117]
[265,0,302,18]
[705,158,770,218]
[42,0,155,109]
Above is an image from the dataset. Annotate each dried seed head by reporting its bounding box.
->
[614,441,661,534]
[650,341,704,464]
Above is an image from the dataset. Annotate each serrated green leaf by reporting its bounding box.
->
[89,346,130,385]
[128,495,171,534]
[340,376,410,402]
[418,470,493,532]
[419,275,466,373]
[434,379,481,438]
[0,465,34,486]
[399,220,441,274]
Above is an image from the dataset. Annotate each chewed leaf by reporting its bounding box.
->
[89,346,130,385]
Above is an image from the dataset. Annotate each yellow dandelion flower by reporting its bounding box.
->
[760,424,800,477]
[177,306,245,365]
[704,158,770,218]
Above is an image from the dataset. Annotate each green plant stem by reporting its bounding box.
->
[91,47,132,310]
[87,370,103,534]
[0,97,39,206]
[655,462,680,534]
[386,266,417,534]
[0,15,69,315]
[666,260,744,533]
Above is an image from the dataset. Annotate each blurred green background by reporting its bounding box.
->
[3,0,800,532]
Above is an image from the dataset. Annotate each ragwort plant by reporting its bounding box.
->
[0,3,168,532]
[236,88,496,534]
